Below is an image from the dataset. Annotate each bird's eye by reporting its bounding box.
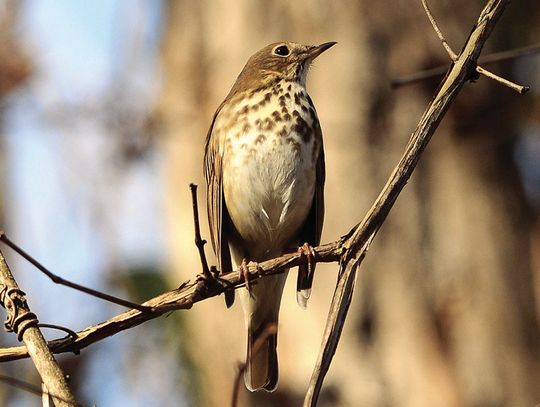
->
[273,45,290,57]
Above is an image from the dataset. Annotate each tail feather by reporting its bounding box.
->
[239,270,287,392]
[245,321,278,392]
[224,290,235,308]
[296,263,314,309]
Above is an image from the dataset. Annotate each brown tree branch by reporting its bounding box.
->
[304,0,515,405]
[0,239,342,362]
[0,249,78,406]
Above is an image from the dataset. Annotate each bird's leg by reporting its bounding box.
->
[297,242,316,280]
[195,265,221,288]
[195,265,236,307]
[296,243,317,308]
[240,258,253,294]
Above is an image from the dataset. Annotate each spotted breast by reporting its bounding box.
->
[219,81,321,260]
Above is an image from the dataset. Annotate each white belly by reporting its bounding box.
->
[223,129,316,260]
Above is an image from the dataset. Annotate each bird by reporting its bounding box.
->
[204,41,334,392]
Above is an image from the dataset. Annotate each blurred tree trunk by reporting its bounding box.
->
[0,0,31,234]
[156,1,540,406]
[1,0,31,227]
[0,1,32,405]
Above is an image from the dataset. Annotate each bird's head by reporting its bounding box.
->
[231,41,336,94]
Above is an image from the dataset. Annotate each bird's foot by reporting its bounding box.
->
[296,243,317,308]
[240,258,253,294]
[195,266,236,307]
[297,242,316,277]
[195,271,210,283]
[195,265,224,291]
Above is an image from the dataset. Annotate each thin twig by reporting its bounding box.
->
[391,43,540,87]
[42,383,52,407]
[419,0,527,94]
[421,0,457,59]
[189,183,212,279]
[231,362,244,407]
[0,374,77,406]
[0,374,47,398]
[38,323,79,341]
[190,183,237,306]
[479,43,540,64]
[0,231,153,312]
[190,183,235,306]
[476,65,530,94]
[231,323,278,407]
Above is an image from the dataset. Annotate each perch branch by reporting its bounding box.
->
[0,239,343,362]
[0,249,78,406]
[304,0,514,405]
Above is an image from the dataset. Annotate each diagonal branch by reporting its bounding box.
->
[304,0,513,405]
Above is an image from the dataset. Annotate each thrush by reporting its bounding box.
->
[204,41,334,392]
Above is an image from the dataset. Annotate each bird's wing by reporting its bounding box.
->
[296,130,325,308]
[204,105,234,307]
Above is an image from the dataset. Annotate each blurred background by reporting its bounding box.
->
[0,0,539,406]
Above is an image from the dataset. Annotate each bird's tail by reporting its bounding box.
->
[240,272,287,392]
[245,319,279,392]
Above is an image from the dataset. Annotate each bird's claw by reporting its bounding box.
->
[240,259,264,297]
[296,243,317,308]
[240,258,252,294]
[195,267,221,290]
[297,243,316,276]
[195,273,207,283]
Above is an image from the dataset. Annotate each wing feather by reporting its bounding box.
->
[204,106,234,306]
[296,131,325,308]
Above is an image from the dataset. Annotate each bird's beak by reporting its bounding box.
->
[306,41,337,60]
